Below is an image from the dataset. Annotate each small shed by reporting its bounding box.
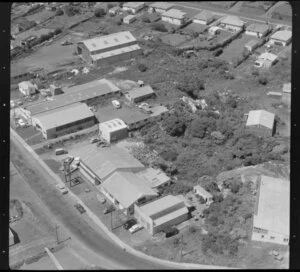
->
[255,52,278,68]
[123,14,136,24]
[246,110,275,137]
[193,185,213,204]
[99,118,128,143]
[18,81,38,96]
[125,85,155,103]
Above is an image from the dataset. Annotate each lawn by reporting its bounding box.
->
[200,1,238,9]
[182,23,208,35]
[219,34,259,63]
[271,3,292,21]
[161,33,191,47]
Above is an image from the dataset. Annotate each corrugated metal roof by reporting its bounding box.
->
[246,23,270,34]
[271,30,292,42]
[123,2,145,9]
[258,52,277,62]
[194,185,213,198]
[139,195,184,218]
[154,206,188,226]
[136,168,170,188]
[33,103,94,130]
[99,118,127,132]
[221,16,244,27]
[127,85,154,99]
[162,8,186,19]
[102,171,157,208]
[253,175,289,236]
[246,110,275,129]
[193,10,214,21]
[150,2,173,10]
[283,83,291,93]
[82,31,137,53]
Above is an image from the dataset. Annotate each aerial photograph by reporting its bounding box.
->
[9,1,291,270]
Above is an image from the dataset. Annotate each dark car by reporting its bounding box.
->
[74,203,86,214]
[164,227,179,238]
[123,219,137,230]
[103,206,115,214]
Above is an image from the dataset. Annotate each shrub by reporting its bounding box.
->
[258,75,268,85]
[54,27,62,35]
[116,19,122,25]
[162,115,186,137]
[95,8,106,17]
[151,22,167,32]
[141,16,151,23]
[138,63,148,72]
[176,74,205,99]
[161,181,193,195]
[64,4,80,16]
[213,48,223,57]
[107,3,114,9]
[55,8,64,16]
[191,117,216,139]
[160,149,178,162]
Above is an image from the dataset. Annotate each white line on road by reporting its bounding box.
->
[45,247,64,270]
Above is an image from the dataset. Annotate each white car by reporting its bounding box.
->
[129,224,143,234]
[138,102,150,109]
[18,119,26,127]
[56,184,68,195]
[112,100,121,109]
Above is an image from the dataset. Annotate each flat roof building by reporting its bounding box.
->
[148,2,173,14]
[77,31,142,66]
[99,118,128,143]
[161,9,187,26]
[252,175,289,245]
[270,30,292,46]
[134,195,189,235]
[246,109,275,137]
[255,52,278,68]
[101,171,158,214]
[123,14,136,24]
[31,103,96,139]
[125,85,155,103]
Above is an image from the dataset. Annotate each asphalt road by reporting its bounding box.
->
[10,137,173,270]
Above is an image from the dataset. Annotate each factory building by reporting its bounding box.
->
[99,118,128,143]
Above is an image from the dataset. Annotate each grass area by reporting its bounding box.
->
[201,1,238,9]
[238,5,267,16]
[271,3,292,21]
[161,34,191,47]
[181,23,208,35]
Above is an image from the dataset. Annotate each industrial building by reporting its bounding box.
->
[99,118,128,143]
[270,30,292,46]
[252,175,289,245]
[255,52,278,68]
[219,16,245,31]
[193,185,213,205]
[161,9,187,26]
[125,85,155,103]
[21,79,120,123]
[148,2,173,14]
[72,145,145,185]
[77,31,142,66]
[100,171,158,215]
[122,2,146,14]
[192,11,214,25]
[282,83,291,107]
[18,81,38,96]
[245,23,271,38]
[245,109,275,137]
[134,195,189,235]
[32,103,96,139]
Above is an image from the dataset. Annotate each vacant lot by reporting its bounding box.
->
[200,1,238,9]
[161,33,191,47]
[182,23,208,35]
[271,3,292,21]
[239,2,276,16]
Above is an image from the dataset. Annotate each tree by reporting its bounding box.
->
[138,63,148,72]
[160,148,178,162]
[55,8,64,16]
[258,75,268,85]
[64,4,80,16]
[150,22,167,32]
[54,27,62,35]
[95,8,106,17]
[141,16,151,23]
[191,117,216,139]
[162,115,186,137]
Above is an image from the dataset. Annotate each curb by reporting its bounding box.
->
[11,128,231,269]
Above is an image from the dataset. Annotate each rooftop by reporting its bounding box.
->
[253,175,289,236]
[72,146,145,180]
[136,167,171,188]
[283,83,291,93]
[99,118,127,132]
[194,185,213,198]
[162,8,186,19]
[246,23,270,34]
[245,39,260,48]
[154,206,188,226]
[18,81,35,88]
[126,85,155,99]
[271,30,292,42]
[221,16,244,27]
[102,171,157,208]
[123,2,145,9]
[193,10,214,21]
[246,110,275,129]
[258,52,278,62]
[124,14,136,20]
[150,2,173,10]
[33,103,94,130]
[81,31,137,53]
[149,105,169,117]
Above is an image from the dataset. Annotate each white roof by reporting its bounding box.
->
[194,185,213,198]
[246,110,275,129]
[258,52,278,62]
[124,14,136,20]
[271,30,292,42]
[221,16,244,27]
[127,85,154,99]
[102,171,157,208]
[33,103,94,130]
[283,83,291,93]
[18,81,35,88]
[99,118,127,132]
[82,31,137,53]
[150,2,173,10]
[136,167,170,188]
[162,8,186,19]
[123,2,145,9]
[253,175,289,236]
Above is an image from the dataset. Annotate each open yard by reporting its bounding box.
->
[161,33,191,47]
[271,3,292,21]
[238,2,276,16]
[182,23,208,35]
[200,1,238,9]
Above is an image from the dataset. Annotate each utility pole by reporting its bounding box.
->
[55,225,59,244]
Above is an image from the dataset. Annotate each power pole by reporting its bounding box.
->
[55,225,59,244]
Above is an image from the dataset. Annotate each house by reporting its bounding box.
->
[245,109,276,137]
[31,103,96,139]
[100,171,158,215]
[144,12,161,23]
[255,52,278,68]
[73,146,146,185]
[125,85,155,103]
[122,2,146,14]
[99,118,128,143]
[18,81,37,96]
[270,30,292,46]
[148,2,173,14]
[108,6,120,15]
[161,9,187,26]
[245,23,271,38]
[134,195,189,235]
[219,16,245,31]
[193,11,214,25]
[149,105,169,122]
[136,167,171,191]
[282,83,291,107]
[244,40,260,52]
[252,175,289,245]
[76,31,142,66]
[208,26,220,35]
[123,14,136,24]
[193,185,213,205]
[49,84,64,96]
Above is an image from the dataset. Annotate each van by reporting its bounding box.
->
[55,148,66,155]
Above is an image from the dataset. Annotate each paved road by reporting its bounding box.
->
[173,1,292,27]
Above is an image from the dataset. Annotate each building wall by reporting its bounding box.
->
[281,93,291,107]
[127,117,149,130]
[245,30,266,38]
[252,226,289,245]
[246,124,274,137]
[162,16,184,26]
[221,24,242,32]
[124,17,135,24]
[270,38,291,47]
[125,92,154,103]
[99,124,128,143]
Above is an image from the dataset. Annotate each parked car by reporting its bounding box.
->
[123,219,137,230]
[103,206,115,214]
[97,194,106,204]
[56,184,68,195]
[112,100,121,108]
[74,203,86,214]
[164,227,179,238]
[129,224,143,234]
[55,148,67,155]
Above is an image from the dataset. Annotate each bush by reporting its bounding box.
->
[95,8,106,17]
[160,149,178,162]
[138,63,148,72]
[151,22,167,32]
[258,75,268,85]
[161,181,193,195]
[55,8,64,16]
[64,4,80,16]
[162,115,186,137]
[191,117,216,139]
[54,27,62,35]
[107,3,114,9]
[213,48,223,57]
[176,74,205,99]
[141,16,151,23]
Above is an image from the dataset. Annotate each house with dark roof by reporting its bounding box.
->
[244,39,260,52]
[245,23,271,38]
[193,11,214,25]
[122,2,146,14]
[219,16,245,31]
